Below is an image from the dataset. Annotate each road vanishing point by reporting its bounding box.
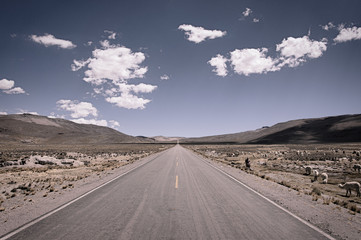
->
[2,145,333,240]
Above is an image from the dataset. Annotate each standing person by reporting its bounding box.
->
[245,158,250,169]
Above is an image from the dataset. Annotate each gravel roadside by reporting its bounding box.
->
[200,154,361,240]
[0,150,168,237]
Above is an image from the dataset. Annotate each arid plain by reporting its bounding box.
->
[1,114,361,239]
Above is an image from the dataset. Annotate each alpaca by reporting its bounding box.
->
[353,164,361,173]
[338,182,361,197]
[312,170,319,182]
[320,173,328,184]
[305,166,312,175]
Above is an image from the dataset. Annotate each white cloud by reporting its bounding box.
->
[230,48,279,76]
[109,120,120,128]
[321,22,335,31]
[0,112,7,115]
[0,78,27,94]
[0,79,15,90]
[71,59,91,71]
[48,112,65,119]
[70,118,108,127]
[3,87,26,94]
[70,118,119,129]
[253,18,260,23]
[72,40,156,109]
[104,83,157,96]
[334,26,361,43]
[73,44,148,85]
[56,100,98,118]
[276,36,327,67]
[104,83,157,109]
[131,83,157,93]
[242,8,252,17]
[99,39,111,48]
[160,74,170,80]
[30,34,76,49]
[209,35,329,77]
[208,54,228,77]
[17,109,39,115]
[105,30,117,39]
[178,24,227,43]
[106,93,151,110]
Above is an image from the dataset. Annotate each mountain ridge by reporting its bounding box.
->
[181,114,361,144]
[0,114,149,144]
[1,113,361,145]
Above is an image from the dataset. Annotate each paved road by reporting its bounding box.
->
[4,145,332,240]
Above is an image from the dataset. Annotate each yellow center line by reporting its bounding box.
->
[175,175,178,189]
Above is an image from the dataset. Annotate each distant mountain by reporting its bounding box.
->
[151,136,185,142]
[0,114,150,145]
[2,113,360,145]
[181,114,361,144]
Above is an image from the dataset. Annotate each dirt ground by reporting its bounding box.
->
[0,143,171,235]
[1,143,361,239]
[185,143,361,240]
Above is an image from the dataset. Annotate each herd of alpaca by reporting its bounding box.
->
[305,166,360,197]
[309,168,328,184]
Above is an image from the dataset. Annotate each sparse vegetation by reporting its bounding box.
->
[185,143,361,214]
[0,143,172,213]
[311,187,322,196]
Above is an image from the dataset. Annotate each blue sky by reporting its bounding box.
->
[1,0,361,137]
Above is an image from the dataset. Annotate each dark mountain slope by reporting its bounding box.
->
[0,114,148,144]
[182,114,361,144]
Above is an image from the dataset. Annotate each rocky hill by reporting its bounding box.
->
[182,114,361,144]
[0,114,149,145]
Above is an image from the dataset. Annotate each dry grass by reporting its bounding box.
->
[0,144,172,213]
[186,143,361,214]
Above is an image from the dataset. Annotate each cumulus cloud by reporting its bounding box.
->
[71,59,91,71]
[104,83,157,109]
[54,101,119,128]
[106,93,151,110]
[56,100,98,118]
[109,120,120,128]
[0,79,15,90]
[178,24,226,43]
[131,83,157,93]
[0,78,26,95]
[17,109,38,115]
[105,83,157,95]
[72,39,156,109]
[208,54,228,77]
[105,30,117,39]
[72,44,148,85]
[334,26,361,43]
[69,118,120,129]
[230,48,279,76]
[30,34,76,49]
[242,8,252,17]
[70,118,108,127]
[160,74,170,80]
[209,35,328,77]
[276,36,327,67]
[321,22,335,31]
[4,87,26,95]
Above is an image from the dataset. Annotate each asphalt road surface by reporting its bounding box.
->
[3,145,333,240]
